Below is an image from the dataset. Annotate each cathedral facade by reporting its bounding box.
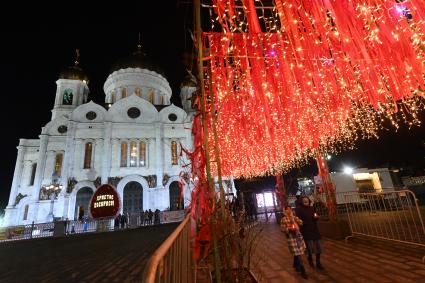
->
[2,48,202,226]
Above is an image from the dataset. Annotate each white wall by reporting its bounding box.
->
[330,173,356,193]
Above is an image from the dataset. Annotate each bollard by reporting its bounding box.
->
[30,221,35,239]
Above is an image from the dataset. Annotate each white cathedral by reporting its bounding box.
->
[2,47,209,226]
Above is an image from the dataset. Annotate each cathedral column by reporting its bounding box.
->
[155,123,163,188]
[111,138,119,171]
[185,122,194,152]
[43,150,56,183]
[61,121,76,219]
[75,139,84,170]
[7,145,26,207]
[101,122,113,184]
[30,134,49,222]
[147,138,152,169]
[32,135,48,201]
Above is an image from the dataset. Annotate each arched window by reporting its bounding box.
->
[135,88,141,97]
[54,153,63,177]
[120,142,128,167]
[139,142,146,167]
[171,141,178,165]
[62,89,73,105]
[130,141,137,167]
[29,163,37,186]
[84,142,93,169]
[121,88,127,99]
[148,89,154,103]
[23,205,29,220]
[169,181,184,211]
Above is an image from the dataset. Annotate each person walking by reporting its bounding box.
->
[281,206,308,279]
[140,210,145,226]
[114,214,120,230]
[154,209,160,225]
[120,213,125,229]
[296,196,324,270]
[144,210,149,226]
[295,192,303,209]
[125,213,129,229]
[148,209,153,225]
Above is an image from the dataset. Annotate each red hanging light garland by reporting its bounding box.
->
[201,0,425,178]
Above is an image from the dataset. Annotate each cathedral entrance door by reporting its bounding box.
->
[75,187,93,220]
[169,181,184,211]
[123,181,143,226]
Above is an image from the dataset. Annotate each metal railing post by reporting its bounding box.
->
[30,221,34,239]
[143,214,192,283]
[344,190,425,250]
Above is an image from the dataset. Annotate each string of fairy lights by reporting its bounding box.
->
[200,0,425,178]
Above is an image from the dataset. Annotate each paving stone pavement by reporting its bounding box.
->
[0,223,179,283]
[250,222,425,283]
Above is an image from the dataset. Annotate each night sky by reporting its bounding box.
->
[1,2,425,211]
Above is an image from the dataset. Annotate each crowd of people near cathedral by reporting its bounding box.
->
[114,209,161,229]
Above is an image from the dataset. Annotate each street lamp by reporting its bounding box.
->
[46,173,63,222]
[343,166,353,175]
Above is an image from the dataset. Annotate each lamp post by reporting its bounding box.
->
[46,173,63,222]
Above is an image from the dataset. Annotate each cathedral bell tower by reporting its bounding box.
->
[179,69,198,114]
[52,49,89,120]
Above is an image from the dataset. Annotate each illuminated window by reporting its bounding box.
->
[135,88,141,97]
[130,141,137,167]
[171,141,178,165]
[120,142,128,167]
[139,142,146,167]
[256,192,275,208]
[62,89,73,105]
[23,205,29,220]
[121,88,127,99]
[29,163,37,186]
[148,89,154,103]
[54,153,63,177]
[84,143,92,169]
[160,96,164,105]
[111,91,116,103]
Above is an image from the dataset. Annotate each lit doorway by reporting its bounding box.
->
[169,181,184,211]
[75,187,93,220]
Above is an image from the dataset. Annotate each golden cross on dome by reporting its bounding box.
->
[75,49,80,66]
[138,32,142,50]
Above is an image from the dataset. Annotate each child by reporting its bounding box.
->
[296,196,324,269]
[281,206,308,279]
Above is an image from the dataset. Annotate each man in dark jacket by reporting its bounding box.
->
[148,209,153,225]
[295,196,324,269]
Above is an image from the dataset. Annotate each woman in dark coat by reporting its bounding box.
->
[295,196,324,269]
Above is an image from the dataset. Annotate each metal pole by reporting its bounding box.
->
[194,0,222,282]
[316,153,337,221]
[30,221,34,239]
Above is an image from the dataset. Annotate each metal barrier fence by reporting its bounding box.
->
[0,222,55,241]
[0,210,186,243]
[343,190,425,247]
[143,213,193,283]
[0,218,117,242]
[66,218,114,234]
